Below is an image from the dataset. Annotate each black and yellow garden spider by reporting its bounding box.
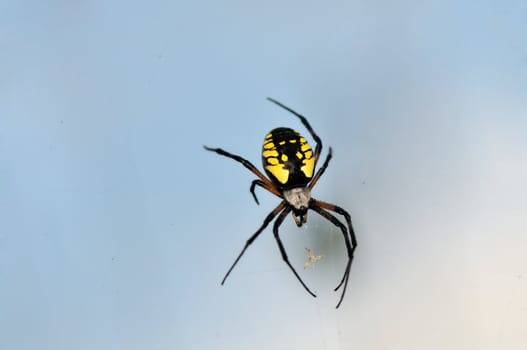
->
[204,98,357,308]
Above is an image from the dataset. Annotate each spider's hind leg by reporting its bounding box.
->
[203,146,281,198]
[266,97,323,164]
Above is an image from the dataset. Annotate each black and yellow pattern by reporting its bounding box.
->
[262,127,315,188]
[204,97,357,309]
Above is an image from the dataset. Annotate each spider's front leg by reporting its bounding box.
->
[221,201,287,285]
[310,201,356,308]
[272,206,317,298]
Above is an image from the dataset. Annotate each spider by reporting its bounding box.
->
[204,97,357,308]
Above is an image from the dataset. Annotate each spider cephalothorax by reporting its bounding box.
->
[204,97,357,308]
[282,187,311,226]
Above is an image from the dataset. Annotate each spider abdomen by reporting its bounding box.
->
[262,127,315,188]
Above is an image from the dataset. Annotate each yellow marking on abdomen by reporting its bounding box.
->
[263,149,279,158]
[301,142,311,152]
[301,157,315,178]
[267,157,279,165]
[265,164,289,184]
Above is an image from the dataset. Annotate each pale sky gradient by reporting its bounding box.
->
[1,1,527,349]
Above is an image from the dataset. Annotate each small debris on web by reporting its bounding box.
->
[304,248,324,269]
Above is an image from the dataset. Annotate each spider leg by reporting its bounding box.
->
[272,207,317,298]
[308,147,332,190]
[221,201,286,285]
[313,200,358,285]
[250,179,263,204]
[310,202,355,308]
[266,97,323,165]
[204,146,281,197]
[250,179,282,205]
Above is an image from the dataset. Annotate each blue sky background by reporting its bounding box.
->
[1,1,527,349]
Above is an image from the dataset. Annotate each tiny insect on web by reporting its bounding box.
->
[304,248,324,270]
[204,97,357,308]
